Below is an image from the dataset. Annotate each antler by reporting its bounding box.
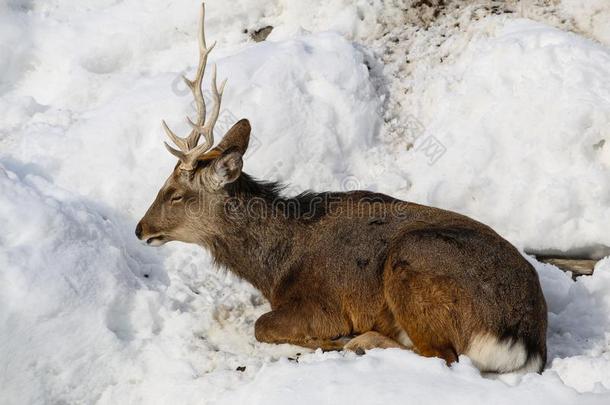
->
[163,2,227,171]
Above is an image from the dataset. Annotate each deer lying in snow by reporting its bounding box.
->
[136,3,547,374]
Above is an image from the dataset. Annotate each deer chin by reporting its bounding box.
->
[145,235,168,246]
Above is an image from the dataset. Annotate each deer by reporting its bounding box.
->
[136,3,547,374]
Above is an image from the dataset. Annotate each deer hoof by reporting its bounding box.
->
[344,331,403,353]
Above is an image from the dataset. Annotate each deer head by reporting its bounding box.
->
[136,2,250,246]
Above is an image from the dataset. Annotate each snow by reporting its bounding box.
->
[560,0,610,46]
[391,18,610,257]
[1,0,610,404]
[217,349,609,405]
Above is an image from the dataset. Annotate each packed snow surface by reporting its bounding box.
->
[1,0,610,404]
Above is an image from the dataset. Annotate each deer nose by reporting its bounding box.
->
[135,222,143,239]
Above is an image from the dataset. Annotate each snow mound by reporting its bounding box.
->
[0,165,163,403]
[390,19,610,258]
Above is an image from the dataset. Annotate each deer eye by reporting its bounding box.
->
[170,195,183,204]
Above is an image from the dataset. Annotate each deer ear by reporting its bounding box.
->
[213,119,251,155]
[211,151,243,188]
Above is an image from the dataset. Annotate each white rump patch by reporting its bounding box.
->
[465,333,540,374]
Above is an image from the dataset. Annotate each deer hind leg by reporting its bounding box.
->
[383,258,466,366]
[254,305,351,351]
[344,331,403,354]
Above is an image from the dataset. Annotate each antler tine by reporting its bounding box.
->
[162,120,189,152]
[184,2,216,149]
[203,64,227,142]
[187,64,227,149]
[164,141,186,160]
[161,2,218,159]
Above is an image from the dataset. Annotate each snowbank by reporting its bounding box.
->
[1,0,610,404]
[391,18,610,257]
[0,166,166,403]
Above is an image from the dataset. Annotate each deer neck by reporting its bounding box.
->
[200,174,299,299]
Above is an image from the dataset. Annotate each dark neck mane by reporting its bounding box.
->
[225,173,329,221]
[225,172,284,201]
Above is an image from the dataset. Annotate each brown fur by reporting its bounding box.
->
[137,119,547,373]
